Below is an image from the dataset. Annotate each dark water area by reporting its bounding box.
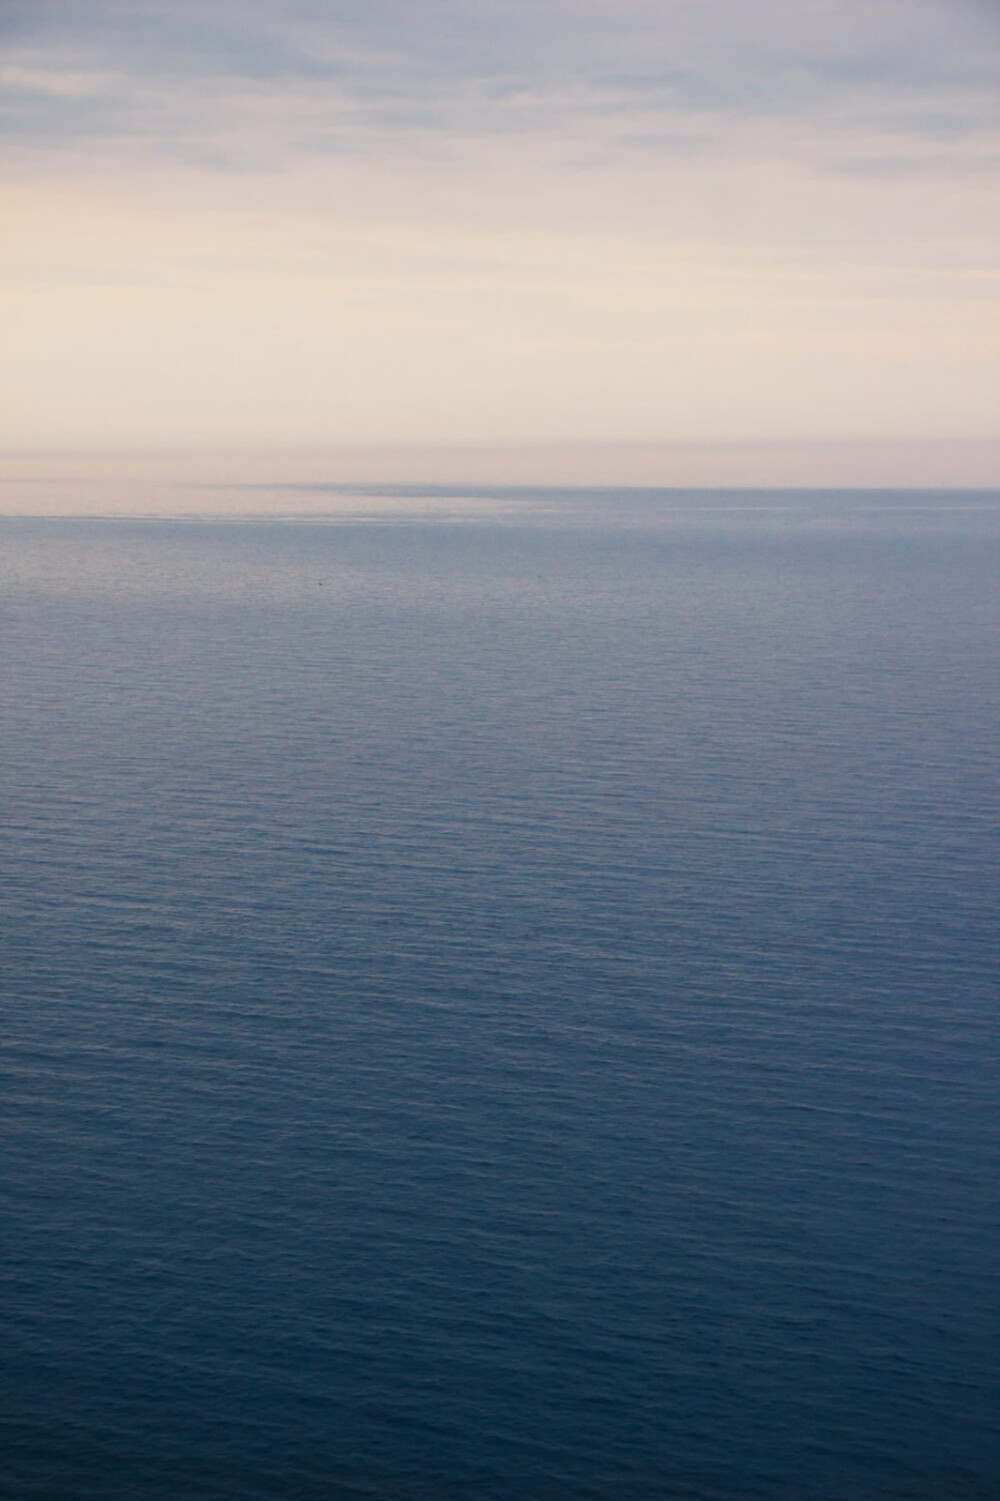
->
[1,489,997,1500]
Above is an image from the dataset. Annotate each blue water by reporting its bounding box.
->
[1,489,997,1501]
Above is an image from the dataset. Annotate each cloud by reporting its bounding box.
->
[2,0,997,171]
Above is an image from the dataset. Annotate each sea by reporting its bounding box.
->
[1,485,997,1501]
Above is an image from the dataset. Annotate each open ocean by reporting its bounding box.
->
[1,486,997,1501]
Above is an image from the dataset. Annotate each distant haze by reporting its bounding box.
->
[1,0,998,461]
[1,441,999,516]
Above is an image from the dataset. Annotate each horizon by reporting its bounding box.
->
[1,438,998,514]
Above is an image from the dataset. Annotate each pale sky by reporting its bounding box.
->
[2,0,998,473]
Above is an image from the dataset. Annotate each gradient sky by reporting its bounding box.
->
[2,0,998,453]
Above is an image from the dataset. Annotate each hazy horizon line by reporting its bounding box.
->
[1,439,997,510]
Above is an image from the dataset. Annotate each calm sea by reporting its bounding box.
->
[1,488,997,1500]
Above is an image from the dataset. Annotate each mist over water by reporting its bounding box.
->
[2,487,998,1500]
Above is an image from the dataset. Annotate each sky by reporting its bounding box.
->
[1,0,998,476]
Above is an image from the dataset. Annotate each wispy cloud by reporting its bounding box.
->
[2,0,997,170]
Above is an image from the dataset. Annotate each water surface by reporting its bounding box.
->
[2,488,997,1499]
